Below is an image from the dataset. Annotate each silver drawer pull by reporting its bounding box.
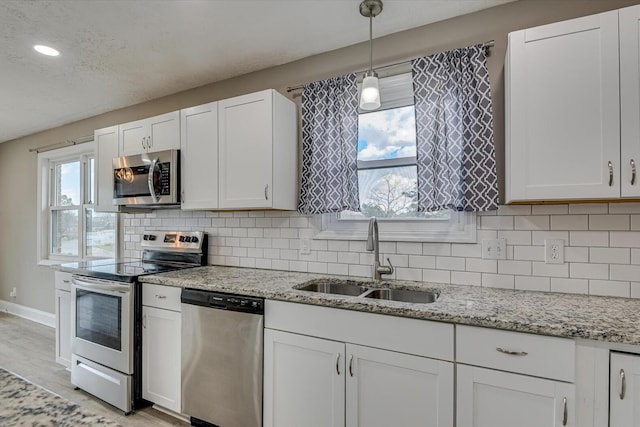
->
[609,161,614,187]
[496,347,528,356]
[562,397,568,426]
[631,159,637,186]
[620,369,626,400]
[349,354,354,377]
[155,294,167,299]
[336,354,341,376]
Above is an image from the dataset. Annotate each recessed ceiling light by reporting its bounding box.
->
[33,45,60,57]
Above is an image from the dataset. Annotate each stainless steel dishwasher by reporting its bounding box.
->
[181,288,264,427]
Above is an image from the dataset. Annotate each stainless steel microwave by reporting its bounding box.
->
[113,149,179,206]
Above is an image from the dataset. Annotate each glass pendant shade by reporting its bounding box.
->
[360,71,381,111]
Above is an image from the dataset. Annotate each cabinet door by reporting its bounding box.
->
[506,11,620,202]
[142,306,181,413]
[264,329,345,427]
[610,352,640,427]
[119,119,148,156]
[457,365,574,427]
[55,289,71,369]
[94,126,119,212]
[148,111,180,152]
[345,344,453,427]
[218,90,273,209]
[180,102,219,210]
[620,5,640,197]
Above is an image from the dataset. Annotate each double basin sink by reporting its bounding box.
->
[294,279,438,304]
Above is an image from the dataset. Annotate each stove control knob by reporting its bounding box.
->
[191,236,199,243]
[148,234,157,241]
[184,236,192,243]
[179,236,186,242]
[143,234,149,241]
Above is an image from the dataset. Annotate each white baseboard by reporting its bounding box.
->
[0,299,55,328]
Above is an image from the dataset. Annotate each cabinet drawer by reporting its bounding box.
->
[142,283,181,311]
[456,325,575,382]
[55,271,73,291]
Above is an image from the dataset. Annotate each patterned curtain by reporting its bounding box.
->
[298,73,360,214]
[412,44,499,212]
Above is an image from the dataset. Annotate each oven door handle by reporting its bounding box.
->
[72,277,131,294]
[147,157,159,203]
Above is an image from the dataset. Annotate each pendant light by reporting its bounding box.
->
[359,0,383,111]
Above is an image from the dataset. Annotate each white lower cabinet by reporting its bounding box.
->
[142,284,182,413]
[610,352,640,427]
[54,271,72,369]
[346,344,453,427]
[263,300,455,427]
[457,365,575,427]
[264,329,345,427]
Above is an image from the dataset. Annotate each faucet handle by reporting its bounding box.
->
[385,257,394,274]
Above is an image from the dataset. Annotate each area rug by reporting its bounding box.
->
[0,368,121,426]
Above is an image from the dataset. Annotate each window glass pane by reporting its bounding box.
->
[358,105,416,161]
[88,157,95,205]
[54,161,81,206]
[340,166,450,220]
[51,209,79,256]
[86,209,117,258]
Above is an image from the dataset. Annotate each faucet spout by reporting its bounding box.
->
[366,217,394,280]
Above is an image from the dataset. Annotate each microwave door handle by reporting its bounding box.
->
[71,277,130,294]
[147,157,159,203]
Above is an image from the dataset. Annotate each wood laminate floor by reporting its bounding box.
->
[0,312,188,426]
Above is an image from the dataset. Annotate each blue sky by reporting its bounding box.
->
[59,161,80,205]
[357,105,416,161]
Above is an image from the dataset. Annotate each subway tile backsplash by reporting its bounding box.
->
[124,203,640,298]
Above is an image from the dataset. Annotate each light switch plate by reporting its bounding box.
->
[482,239,507,260]
[299,238,311,256]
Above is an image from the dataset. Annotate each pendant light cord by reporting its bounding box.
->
[369,12,374,73]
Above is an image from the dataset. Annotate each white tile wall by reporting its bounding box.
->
[124,203,640,298]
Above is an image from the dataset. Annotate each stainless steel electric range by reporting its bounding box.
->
[59,230,207,414]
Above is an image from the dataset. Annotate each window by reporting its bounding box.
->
[38,143,118,262]
[315,72,476,243]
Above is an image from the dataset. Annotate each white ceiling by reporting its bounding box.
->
[0,0,515,144]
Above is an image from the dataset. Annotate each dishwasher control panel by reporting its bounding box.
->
[181,288,264,315]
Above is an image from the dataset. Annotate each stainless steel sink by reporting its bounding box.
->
[362,288,438,304]
[295,279,371,296]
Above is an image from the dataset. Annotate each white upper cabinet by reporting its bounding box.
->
[218,89,297,210]
[180,102,219,210]
[506,10,621,202]
[620,5,640,198]
[119,111,180,156]
[94,125,120,212]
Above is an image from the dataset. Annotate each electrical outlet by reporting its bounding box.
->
[299,238,311,256]
[545,239,565,264]
[482,239,507,260]
[9,287,16,298]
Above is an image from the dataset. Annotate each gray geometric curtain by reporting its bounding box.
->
[298,73,360,214]
[412,44,499,212]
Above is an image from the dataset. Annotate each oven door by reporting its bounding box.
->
[71,276,134,374]
[112,149,179,206]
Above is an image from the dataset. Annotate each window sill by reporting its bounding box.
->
[312,212,477,243]
[38,259,67,267]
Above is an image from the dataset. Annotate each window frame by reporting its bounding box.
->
[314,71,476,243]
[37,142,119,264]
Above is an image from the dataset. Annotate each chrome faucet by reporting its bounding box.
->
[366,217,394,280]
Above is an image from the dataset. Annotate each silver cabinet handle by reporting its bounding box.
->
[336,354,341,376]
[155,294,167,299]
[609,161,614,187]
[142,313,147,329]
[142,137,146,150]
[264,184,269,200]
[62,280,70,284]
[562,397,568,426]
[631,160,637,186]
[148,135,152,149]
[496,347,528,356]
[620,369,626,400]
[349,354,354,377]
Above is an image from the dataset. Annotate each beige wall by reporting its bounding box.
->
[2,0,638,314]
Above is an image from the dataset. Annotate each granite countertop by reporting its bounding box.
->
[141,265,640,346]
[0,368,121,427]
